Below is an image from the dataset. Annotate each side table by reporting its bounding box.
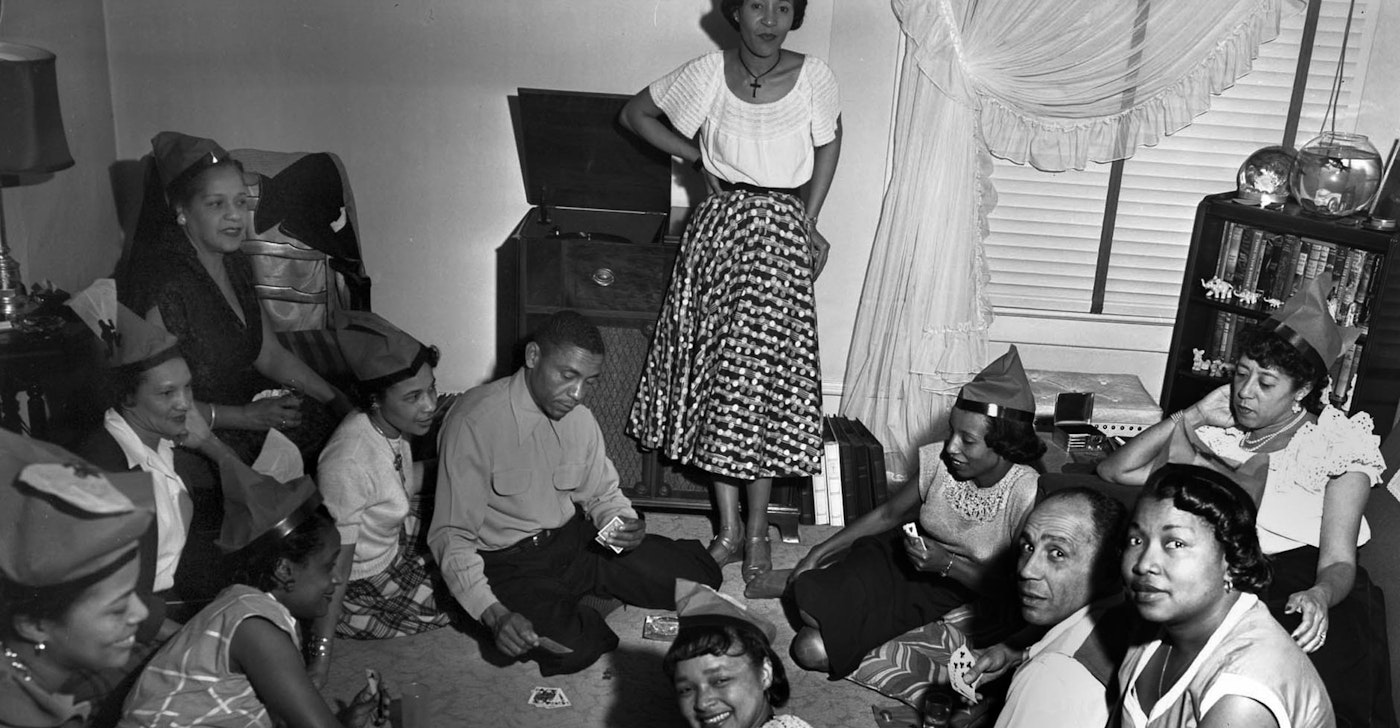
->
[0,320,99,444]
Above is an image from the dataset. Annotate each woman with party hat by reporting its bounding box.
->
[787,346,1044,680]
[665,579,812,728]
[305,311,451,682]
[1099,272,1392,726]
[120,462,385,728]
[0,430,155,728]
[68,279,259,621]
[117,131,353,477]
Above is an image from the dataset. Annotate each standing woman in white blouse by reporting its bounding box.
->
[622,0,841,583]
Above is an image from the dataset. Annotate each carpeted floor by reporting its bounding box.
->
[321,513,908,728]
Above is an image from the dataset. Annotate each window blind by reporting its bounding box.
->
[984,0,1376,320]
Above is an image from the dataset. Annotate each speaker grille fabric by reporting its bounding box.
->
[582,325,650,495]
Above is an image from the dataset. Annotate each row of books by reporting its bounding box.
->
[1211,222,1382,328]
[803,416,889,527]
[1202,310,1365,405]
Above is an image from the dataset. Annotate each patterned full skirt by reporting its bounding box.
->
[627,190,822,480]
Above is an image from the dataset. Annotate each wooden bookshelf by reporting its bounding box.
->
[1161,192,1400,439]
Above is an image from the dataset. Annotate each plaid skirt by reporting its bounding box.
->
[627,190,822,480]
[336,495,451,640]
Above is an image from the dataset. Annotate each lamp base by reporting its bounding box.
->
[0,288,26,321]
[0,247,26,321]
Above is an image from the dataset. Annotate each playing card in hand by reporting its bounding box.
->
[948,645,980,703]
[595,515,624,554]
[902,522,928,553]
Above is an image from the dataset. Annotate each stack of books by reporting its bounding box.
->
[802,416,889,527]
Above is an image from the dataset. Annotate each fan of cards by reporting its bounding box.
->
[528,686,571,709]
[947,644,981,704]
[595,515,625,554]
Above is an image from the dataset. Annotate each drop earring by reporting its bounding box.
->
[1223,575,1235,592]
[1291,400,1302,414]
[34,641,46,655]
[177,214,187,225]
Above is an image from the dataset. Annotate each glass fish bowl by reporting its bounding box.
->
[1289,132,1383,218]
[1236,146,1295,206]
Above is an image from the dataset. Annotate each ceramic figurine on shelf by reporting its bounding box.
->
[1191,349,1208,373]
[1235,289,1262,307]
[1264,297,1283,310]
[1201,277,1234,301]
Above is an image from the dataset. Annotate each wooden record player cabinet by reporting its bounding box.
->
[497,88,802,542]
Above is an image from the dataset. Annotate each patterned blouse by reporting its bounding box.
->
[120,585,299,728]
[916,443,1039,575]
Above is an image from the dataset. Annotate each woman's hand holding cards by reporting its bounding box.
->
[341,668,391,728]
[902,522,952,574]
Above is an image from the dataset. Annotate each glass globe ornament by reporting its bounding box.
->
[1235,146,1295,206]
[1289,132,1383,218]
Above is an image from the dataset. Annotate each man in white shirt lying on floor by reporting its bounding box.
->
[970,487,1134,728]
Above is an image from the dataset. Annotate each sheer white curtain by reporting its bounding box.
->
[841,0,1302,481]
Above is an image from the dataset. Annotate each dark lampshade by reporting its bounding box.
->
[0,42,74,175]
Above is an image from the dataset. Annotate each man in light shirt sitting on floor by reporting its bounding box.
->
[970,487,1133,728]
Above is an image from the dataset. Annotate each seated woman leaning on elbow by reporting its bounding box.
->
[0,431,154,728]
[1098,273,1392,727]
[786,346,1043,679]
[120,459,385,728]
[118,131,353,477]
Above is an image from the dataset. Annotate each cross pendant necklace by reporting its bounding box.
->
[737,51,782,98]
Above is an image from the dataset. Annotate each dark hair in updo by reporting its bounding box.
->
[1139,464,1271,594]
[663,620,790,707]
[167,158,248,213]
[722,0,808,31]
[349,345,442,411]
[983,415,1046,465]
[228,505,337,592]
[1236,326,1329,415]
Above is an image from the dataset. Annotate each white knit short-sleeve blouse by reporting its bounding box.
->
[649,50,840,189]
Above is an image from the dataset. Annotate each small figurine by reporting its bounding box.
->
[1234,289,1261,307]
[1263,297,1283,310]
[1191,349,1208,373]
[1200,277,1235,301]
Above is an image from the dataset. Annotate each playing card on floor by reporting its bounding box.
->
[528,687,567,708]
[948,645,980,703]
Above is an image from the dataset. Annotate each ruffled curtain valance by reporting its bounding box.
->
[841,0,1301,480]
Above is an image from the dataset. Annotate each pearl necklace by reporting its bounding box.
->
[368,414,405,484]
[1239,409,1307,452]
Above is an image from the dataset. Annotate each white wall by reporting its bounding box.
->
[13,0,1396,407]
[0,0,121,293]
[100,0,898,397]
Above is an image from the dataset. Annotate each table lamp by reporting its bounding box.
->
[0,41,74,320]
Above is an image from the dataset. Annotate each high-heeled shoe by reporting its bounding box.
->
[707,525,745,566]
[743,535,772,583]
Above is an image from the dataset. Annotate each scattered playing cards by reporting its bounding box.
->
[595,515,624,554]
[948,645,980,703]
[642,614,680,641]
[528,686,571,709]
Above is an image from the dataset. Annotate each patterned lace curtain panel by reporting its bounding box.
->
[842,0,1303,480]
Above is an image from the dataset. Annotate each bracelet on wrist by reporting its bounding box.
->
[940,554,955,578]
[805,214,819,230]
[307,635,332,659]
[209,403,217,429]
